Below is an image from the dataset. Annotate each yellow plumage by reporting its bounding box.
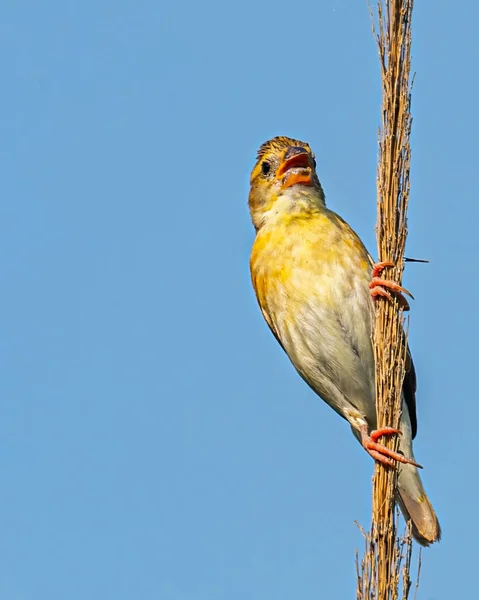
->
[248,136,441,546]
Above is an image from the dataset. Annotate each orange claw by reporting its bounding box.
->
[370,261,413,310]
[371,261,395,279]
[359,425,423,469]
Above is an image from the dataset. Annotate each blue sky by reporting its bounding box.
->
[1,1,476,598]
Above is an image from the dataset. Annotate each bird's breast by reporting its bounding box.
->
[250,212,375,382]
[251,213,371,315]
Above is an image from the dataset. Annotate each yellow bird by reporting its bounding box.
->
[248,136,441,546]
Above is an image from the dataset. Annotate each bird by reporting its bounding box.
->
[248,135,441,546]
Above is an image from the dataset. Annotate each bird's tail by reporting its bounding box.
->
[396,413,441,546]
[396,463,441,546]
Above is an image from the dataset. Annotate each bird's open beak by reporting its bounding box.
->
[276,147,313,189]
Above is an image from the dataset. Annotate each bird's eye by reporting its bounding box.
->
[312,155,317,169]
[261,161,271,176]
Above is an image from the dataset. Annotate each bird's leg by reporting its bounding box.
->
[359,424,423,468]
[369,261,413,310]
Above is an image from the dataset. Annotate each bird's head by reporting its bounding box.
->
[248,136,325,230]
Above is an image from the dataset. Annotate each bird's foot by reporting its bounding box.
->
[360,425,423,468]
[369,261,413,311]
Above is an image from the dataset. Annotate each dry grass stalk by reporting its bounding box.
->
[356,516,415,600]
[356,1,416,599]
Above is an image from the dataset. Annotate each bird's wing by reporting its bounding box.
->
[403,349,418,439]
[259,306,286,352]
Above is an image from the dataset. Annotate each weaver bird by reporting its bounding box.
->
[248,136,441,546]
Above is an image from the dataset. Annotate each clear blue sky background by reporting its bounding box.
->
[2,1,476,598]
